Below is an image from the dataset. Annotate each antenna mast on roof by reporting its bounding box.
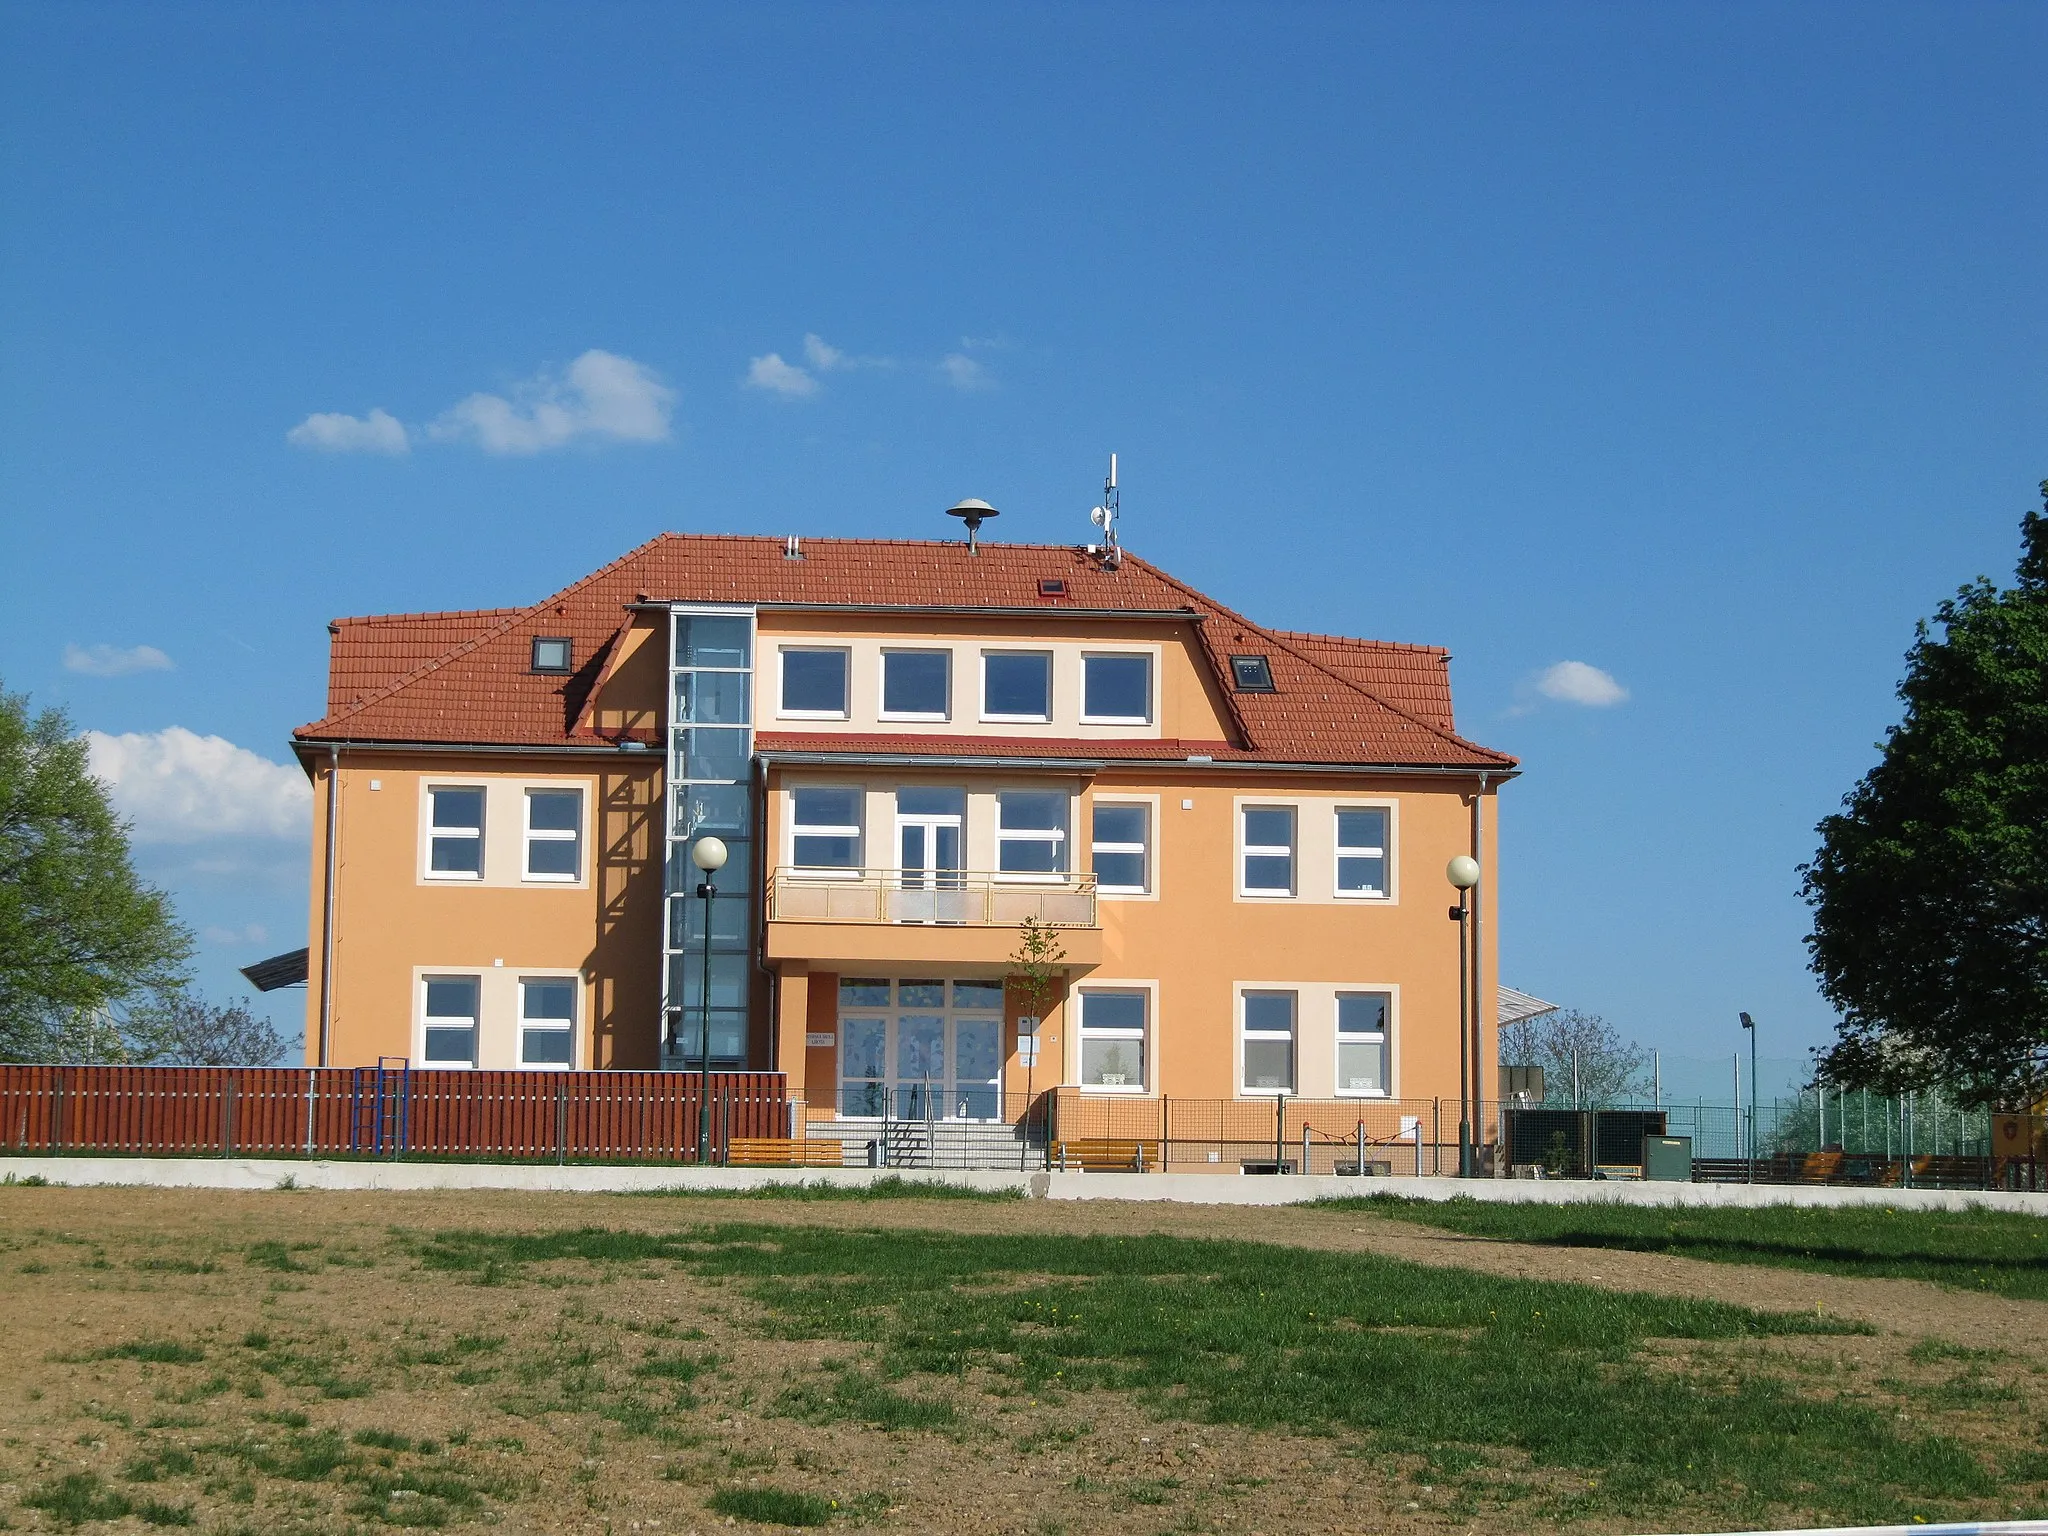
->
[1088,453,1122,569]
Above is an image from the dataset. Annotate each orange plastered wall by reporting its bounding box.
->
[303,752,663,1069]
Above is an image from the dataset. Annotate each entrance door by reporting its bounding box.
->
[895,787,966,923]
[836,977,1005,1121]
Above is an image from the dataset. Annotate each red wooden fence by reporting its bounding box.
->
[0,1065,787,1163]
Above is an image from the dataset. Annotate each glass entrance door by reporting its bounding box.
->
[837,977,1004,1120]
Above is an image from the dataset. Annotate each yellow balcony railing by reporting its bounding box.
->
[766,867,1098,929]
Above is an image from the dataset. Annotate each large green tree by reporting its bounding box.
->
[1801,484,2048,1106]
[0,683,193,1060]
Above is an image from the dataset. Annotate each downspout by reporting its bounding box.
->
[317,744,339,1068]
[1471,772,1489,1174]
[754,752,774,1072]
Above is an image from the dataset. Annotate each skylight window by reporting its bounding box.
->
[1230,655,1275,692]
[532,636,573,674]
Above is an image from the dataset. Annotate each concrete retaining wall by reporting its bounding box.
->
[3,1156,2044,1212]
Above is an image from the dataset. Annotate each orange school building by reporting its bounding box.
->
[291,530,1516,1161]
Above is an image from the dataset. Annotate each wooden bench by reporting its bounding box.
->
[725,1137,846,1169]
[1797,1150,1845,1184]
[1052,1138,1159,1172]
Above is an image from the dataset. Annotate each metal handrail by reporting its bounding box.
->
[765,866,1099,927]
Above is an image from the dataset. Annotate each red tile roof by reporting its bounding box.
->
[297,535,1514,772]
[1268,630,1456,733]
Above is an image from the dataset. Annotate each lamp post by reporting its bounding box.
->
[690,835,728,1165]
[1739,1011,1757,1184]
[1447,855,1481,1177]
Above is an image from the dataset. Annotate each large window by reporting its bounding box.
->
[881,650,950,719]
[427,787,485,878]
[998,790,1068,874]
[792,786,863,870]
[1336,992,1392,1096]
[1240,806,1296,895]
[1078,990,1148,1092]
[1242,991,1296,1094]
[1091,803,1150,894]
[524,789,582,881]
[780,647,850,717]
[422,976,479,1067]
[982,651,1052,721]
[1082,654,1152,723]
[1336,807,1389,898]
[520,978,577,1068]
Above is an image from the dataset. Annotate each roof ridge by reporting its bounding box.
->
[647,532,1132,554]
[331,606,528,627]
[1269,627,1447,657]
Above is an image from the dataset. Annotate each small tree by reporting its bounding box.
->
[129,995,290,1067]
[1801,483,2048,1106]
[1005,915,1068,1026]
[1498,1008,1648,1108]
[1006,916,1068,1144]
[0,684,192,1061]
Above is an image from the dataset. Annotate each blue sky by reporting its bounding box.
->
[2,2,2042,1095]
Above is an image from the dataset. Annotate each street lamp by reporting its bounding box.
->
[1739,1011,1758,1184]
[690,835,729,1165]
[1447,855,1481,1177]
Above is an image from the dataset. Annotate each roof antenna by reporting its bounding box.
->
[946,498,999,555]
[1088,453,1122,568]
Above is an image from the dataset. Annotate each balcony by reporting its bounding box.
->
[764,867,1102,969]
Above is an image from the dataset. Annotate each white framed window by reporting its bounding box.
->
[1078,989,1148,1093]
[427,786,485,879]
[524,788,583,881]
[1091,802,1149,894]
[1240,806,1295,896]
[1081,653,1152,724]
[881,649,951,720]
[791,786,863,871]
[779,647,850,718]
[982,651,1052,722]
[519,977,577,1068]
[421,975,480,1067]
[1241,990,1296,1094]
[998,790,1068,875]
[1336,991,1392,1096]
[1336,807,1390,898]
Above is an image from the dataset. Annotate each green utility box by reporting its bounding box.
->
[1643,1135,1693,1182]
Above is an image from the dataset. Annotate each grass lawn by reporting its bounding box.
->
[1332,1194,2048,1299]
[4,1188,2045,1534]
[413,1221,2040,1529]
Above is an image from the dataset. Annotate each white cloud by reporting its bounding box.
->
[84,728,310,843]
[64,643,173,678]
[428,349,675,454]
[744,352,818,399]
[938,352,993,391]
[1534,660,1630,708]
[802,334,847,372]
[287,407,410,455]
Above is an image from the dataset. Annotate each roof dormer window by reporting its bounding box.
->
[532,636,573,674]
[1230,654,1275,692]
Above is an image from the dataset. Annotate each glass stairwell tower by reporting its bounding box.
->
[662,607,757,1069]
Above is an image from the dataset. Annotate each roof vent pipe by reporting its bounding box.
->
[784,534,803,560]
[945,499,999,554]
